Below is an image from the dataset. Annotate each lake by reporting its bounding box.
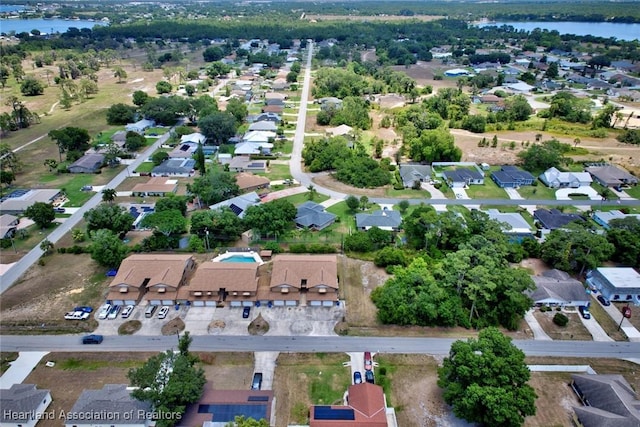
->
[0,18,106,35]
[477,21,640,42]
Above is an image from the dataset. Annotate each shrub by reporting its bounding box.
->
[289,243,308,253]
[553,312,569,326]
[263,241,282,254]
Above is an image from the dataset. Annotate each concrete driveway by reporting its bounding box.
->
[568,307,614,342]
[254,352,279,390]
[504,187,536,215]
[555,186,601,200]
[421,182,447,212]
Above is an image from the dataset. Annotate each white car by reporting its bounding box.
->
[107,305,121,320]
[64,311,90,320]
[157,306,169,319]
[121,305,135,319]
[97,304,111,320]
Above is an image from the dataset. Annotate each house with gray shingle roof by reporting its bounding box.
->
[0,214,19,239]
[68,153,105,174]
[355,210,402,231]
[151,158,196,177]
[526,269,589,307]
[65,384,153,427]
[295,201,336,230]
[1,384,52,427]
[585,165,638,188]
[210,192,261,219]
[398,163,432,188]
[571,374,640,427]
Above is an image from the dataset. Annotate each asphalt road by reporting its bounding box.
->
[1,335,639,359]
[0,133,171,294]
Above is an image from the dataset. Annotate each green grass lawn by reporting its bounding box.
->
[134,162,154,174]
[465,180,508,199]
[258,164,292,181]
[281,192,329,206]
[624,185,640,199]
[384,188,431,198]
[518,184,557,200]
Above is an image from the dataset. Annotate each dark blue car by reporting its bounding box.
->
[82,334,103,344]
[74,306,93,313]
[353,371,362,384]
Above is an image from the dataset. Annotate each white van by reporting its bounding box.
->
[145,305,157,318]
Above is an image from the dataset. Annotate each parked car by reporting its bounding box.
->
[579,305,591,320]
[73,306,93,313]
[121,305,135,319]
[54,207,65,213]
[364,352,372,371]
[365,370,375,384]
[597,295,611,306]
[64,311,90,320]
[80,185,93,191]
[353,371,362,384]
[82,334,103,344]
[242,307,251,319]
[97,304,111,320]
[251,373,263,390]
[107,305,121,320]
[157,306,169,319]
[145,305,157,318]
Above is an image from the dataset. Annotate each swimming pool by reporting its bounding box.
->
[221,255,256,263]
[212,251,264,265]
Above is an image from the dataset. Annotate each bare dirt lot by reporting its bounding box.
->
[533,310,593,341]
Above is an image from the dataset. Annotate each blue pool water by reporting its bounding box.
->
[220,255,256,263]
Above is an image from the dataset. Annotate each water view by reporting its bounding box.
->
[0,18,106,35]
[477,21,640,41]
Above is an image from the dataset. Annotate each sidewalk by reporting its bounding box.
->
[0,352,49,388]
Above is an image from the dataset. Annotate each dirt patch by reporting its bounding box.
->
[519,258,551,276]
[527,372,581,427]
[391,61,459,90]
[161,317,185,335]
[198,352,254,389]
[533,310,593,340]
[339,256,389,327]
[118,320,142,335]
[248,313,270,335]
[208,319,226,334]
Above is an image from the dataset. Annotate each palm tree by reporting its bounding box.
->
[307,184,317,201]
[40,239,54,256]
[101,188,117,204]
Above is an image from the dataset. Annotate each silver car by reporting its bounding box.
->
[121,305,135,319]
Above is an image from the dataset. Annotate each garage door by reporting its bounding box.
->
[273,300,285,306]
[112,300,124,306]
[285,300,297,306]
[192,301,205,307]
[205,301,216,307]
[230,301,242,307]
[242,301,253,307]
[309,301,322,307]
[322,301,334,307]
[124,300,136,306]
[161,300,173,306]
[149,300,161,306]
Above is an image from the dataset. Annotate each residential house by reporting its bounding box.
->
[124,203,155,230]
[262,104,283,114]
[178,383,273,427]
[234,141,273,156]
[533,208,586,230]
[106,254,195,306]
[210,192,261,219]
[585,164,638,188]
[243,131,276,144]
[586,267,640,305]
[180,132,206,145]
[151,158,196,177]
[318,97,343,111]
[398,163,432,188]
[355,210,402,231]
[168,143,198,159]
[592,210,640,229]
[111,130,127,149]
[125,119,155,134]
[265,98,285,107]
[526,269,590,307]
[271,79,290,91]
[228,157,267,173]
[249,112,281,123]
[0,214,19,239]
[539,167,592,188]
[178,262,259,307]
[505,81,535,92]
[0,189,62,215]
[310,383,388,427]
[571,374,640,427]
[491,166,536,188]
[248,120,278,132]
[0,384,52,427]
[267,254,338,307]
[484,209,534,240]
[295,201,337,230]
[65,384,153,427]
[235,172,270,193]
[442,168,484,187]
[265,92,287,101]
[472,94,502,104]
[326,124,354,138]
[131,177,178,197]
[67,153,105,174]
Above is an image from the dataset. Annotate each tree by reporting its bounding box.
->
[345,195,360,212]
[398,200,410,214]
[190,208,244,244]
[20,77,45,96]
[225,98,248,124]
[48,127,91,161]
[152,151,169,166]
[517,139,571,172]
[203,46,224,62]
[359,196,369,211]
[39,239,54,256]
[187,169,240,206]
[225,416,269,427]
[89,229,129,268]
[84,204,134,237]
[194,143,206,176]
[106,103,136,125]
[140,209,187,237]
[541,223,615,274]
[243,199,297,238]
[101,188,117,204]
[155,196,188,216]
[438,328,537,427]
[25,202,56,229]
[1,170,15,187]
[125,131,147,151]
[156,80,172,94]
[198,112,237,145]
[606,217,640,268]
[132,90,150,107]
[128,333,205,427]
[408,129,462,163]
[113,66,128,83]
[0,143,23,174]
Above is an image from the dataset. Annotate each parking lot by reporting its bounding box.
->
[91,303,345,337]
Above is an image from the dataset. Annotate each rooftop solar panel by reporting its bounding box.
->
[197,404,267,422]
[247,396,269,402]
[313,406,355,421]
[229,204,243,216]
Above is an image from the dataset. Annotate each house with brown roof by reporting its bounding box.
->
[178,262,259,307]
[131,177,178,197]
[266,254,338,307]
[310,383,388,427]
[106,254,195,306]
[261,104,284,114]
[235,172,270,193]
